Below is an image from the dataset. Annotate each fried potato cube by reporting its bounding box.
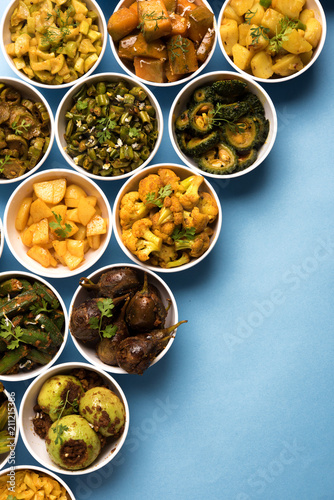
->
[220,19,239,56]
[251,50,274,79]
[72,223,87,240]
[66,208,81,223]
[33,178,67,205]
[65,184,87,207]
[63,250,84,270]
[15,196,33,231]
[232,43,253,70]
[52,240,67,258]
[30,198,53,223]
[27,245,57,267]
[86,215,107,236]
[67,239,85,258]
[87,234,101,249]
[32,218,49,246]
[77,196,96,225]
[229,0,254,17]
[281,29,312,54]
[21,223,38,247]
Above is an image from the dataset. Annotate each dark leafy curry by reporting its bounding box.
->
[64,79,159,177]
[174,79,270,175]
[0,83,50,180]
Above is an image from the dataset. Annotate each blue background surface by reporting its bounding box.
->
[0,1,333,499]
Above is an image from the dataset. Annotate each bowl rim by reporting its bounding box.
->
[0,465,76,499]
[168,70,278,179]
[69,262,179,374]
[19,361,130,476]
[113,162,223,273]
[217,0,327,84]
[55,71,164,181]
[0,76,55,185]
[108,0,218,88]
[0,388,19,471]
[0,217,4,261]
[0,270,69,382]
[3,168,113,279]
[0,0,108,90]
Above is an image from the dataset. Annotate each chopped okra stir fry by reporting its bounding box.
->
[0,84,50,180]
[64,80,159,177]
[0,277,65,375]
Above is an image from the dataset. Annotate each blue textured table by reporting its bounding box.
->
[0,1,333,499]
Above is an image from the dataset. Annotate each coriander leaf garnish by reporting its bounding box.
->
[129,127,140,138]
[171,227,196,242]
[249,25,270,45]
[268,16,299,52]
[146,184,172,208]
[96,117,117,145]
[49,212,72,238]
[137,11,168,33]
[89,298,117,339]
[0,316,25,350]
[30,298,52,316]
[245,9,258,25]
[0,155,12,173]
[12,119,31,136]
[53,423,69,445]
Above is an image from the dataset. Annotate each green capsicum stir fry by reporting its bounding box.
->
[0,84,51,180]
[64,80,159,177]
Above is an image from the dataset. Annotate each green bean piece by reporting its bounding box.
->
[96,94,109,107]
[0,345,30,375]
[65,120,74,138]
[129,86,147,101]
[141,146,151,160]
[139,111,151,123]
[0,430,11,454]
[96,82,106,94]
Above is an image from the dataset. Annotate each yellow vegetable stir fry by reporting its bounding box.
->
[221,0,322,79]
[119,168,218,268]
[6,0,103,86]
[0,470,70,499]
[15,178,108,270]
[0,83,50,180]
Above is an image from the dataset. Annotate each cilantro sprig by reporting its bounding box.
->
[96,117,117,145]
[89,298,118,339]
[212,104,247,134]
[0,316,25,350]
[12,119,31,136]
[52,389,79,445]
[171,227,196,243]
[29,299,52,316]
[49,212,72,238]
[0,155,12,174]
[146,184,172,208]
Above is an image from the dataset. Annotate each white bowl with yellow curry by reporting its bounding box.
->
[1,0,107,89]
[218,0,326,82]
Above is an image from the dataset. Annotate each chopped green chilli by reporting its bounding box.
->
[64,80,159,177]
[174,79,269,175]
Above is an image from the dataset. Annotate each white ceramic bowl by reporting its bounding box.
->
[0,77,54,185]
[217,0,326,83]
[4,168,112,279]
[19,361,129,476]
[1,0,107,90]
[69,263,179,374]
[55,72,163,181]
[0,270,68,382]
[0,218,4,261]
[113,163,222,272]
[0,388,19,471]
[169,70,277,179]
[0,465,75,498]
[109,0,217,88]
